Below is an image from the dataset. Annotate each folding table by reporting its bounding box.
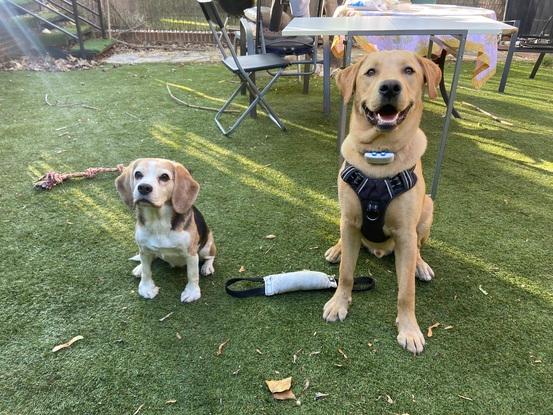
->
[283,15,517,198]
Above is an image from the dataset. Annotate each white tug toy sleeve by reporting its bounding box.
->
[263,271,337,296]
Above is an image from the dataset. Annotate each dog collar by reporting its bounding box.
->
[363,150,395,165]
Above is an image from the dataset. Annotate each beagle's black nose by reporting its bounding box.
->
[138,183,153,195]
[379,80,402,98]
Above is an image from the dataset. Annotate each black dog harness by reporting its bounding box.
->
[341,163,418,243]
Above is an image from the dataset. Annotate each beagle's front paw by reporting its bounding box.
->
[138,281,159,299]
[323,293,351,322]
[396,320,426,355]
[324,243,342,264]
[181,284,201,303]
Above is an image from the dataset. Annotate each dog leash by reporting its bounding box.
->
[225,271,375,298]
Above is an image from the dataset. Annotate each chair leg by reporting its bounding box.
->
[530,53,546,79]
[214,69,287,136]
[303,62,310,94]
[435,49,461,119]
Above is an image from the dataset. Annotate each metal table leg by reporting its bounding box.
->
[337,35,353,153]
[323,35,331,115]
[430,32,467,199]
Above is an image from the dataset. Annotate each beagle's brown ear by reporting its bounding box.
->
[172,162,200,214]
[335,61,362,104]
[115,160,137,209]
[416,56,442,100]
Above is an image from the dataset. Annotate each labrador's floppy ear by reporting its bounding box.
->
[335,60,362,104]
[416,56,442,100]
[172,162,200,214]
[115,160,138,209]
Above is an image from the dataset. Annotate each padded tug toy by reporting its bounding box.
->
[225,271,375,298]
[34,165,124,190]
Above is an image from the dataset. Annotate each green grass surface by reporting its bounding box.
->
[0,59,552,414]
[70,38,116,56]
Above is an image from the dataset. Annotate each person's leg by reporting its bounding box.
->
[289,0,310,17]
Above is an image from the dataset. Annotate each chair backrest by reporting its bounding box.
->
[504,0,553,38]
[198,0,225,30]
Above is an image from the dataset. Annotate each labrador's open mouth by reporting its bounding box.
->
[362,102,413,130]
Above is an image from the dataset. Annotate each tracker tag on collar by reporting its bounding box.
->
[364,151,395,165]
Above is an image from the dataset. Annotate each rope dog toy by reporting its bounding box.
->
[225,270,375,298]
[34,165,125,190]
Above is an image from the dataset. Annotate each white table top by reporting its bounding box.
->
[282,15,517,37]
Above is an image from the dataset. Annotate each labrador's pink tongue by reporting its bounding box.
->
[377,112,399,123]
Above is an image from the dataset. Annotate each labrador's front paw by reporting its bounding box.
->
[181,284,201,303]
[138,281,159,299]
[132,264,142,278]
[323,293,351,322]
[396,320,425,355]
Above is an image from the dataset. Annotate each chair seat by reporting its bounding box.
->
[223,53,289,73]
[265,36,315,56]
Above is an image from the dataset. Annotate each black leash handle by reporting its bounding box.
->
[225,276,375,298]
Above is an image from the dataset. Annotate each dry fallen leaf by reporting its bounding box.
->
[239,266,246,273]
[458,394,473,401]
[176,332,182,340]
[256,348,263,355]
[478,285,488,295]
[293,348,302,364]
[232,367,241,375]
[52,335,84,352]
[337,348,348,359]
[427,322,440,337]
[266,377,292,393]
[309,351,321,356]
[216,339,229,356]
[303,379,310,392]
[273,390,296,400]
[165,400,177,404]
[265,234,276,239]
[334,363,343,368]
[314,392,329,401]
[385,394,394,404]
[444,325,454,330]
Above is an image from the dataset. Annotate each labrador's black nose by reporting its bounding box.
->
[138,183,153,195]
[379,80,402,98]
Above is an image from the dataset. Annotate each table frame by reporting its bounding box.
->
[284,17,518,199]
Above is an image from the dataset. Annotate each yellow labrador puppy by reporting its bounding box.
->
[323,51,441,354]
[116,158,216,303]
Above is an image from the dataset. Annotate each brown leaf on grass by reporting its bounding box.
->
[293,348,303,364]
[239,266,246,273]
[309,351,321,356]
[265,377,292,393]
[427,322,440,337]
[314,392,328,400]
[334,363,344,368]
[337,348,348,359]
[458,394,473,401]
[232,367,241,375]
[444,325,454,330]
[165,400,177,404]
[385,394,394,404]
[273,390,296,400]
[478,285,488,295]
[303,379,310,392]
[176,332,182,340]
[52,335,84,352]
[265,234,276,240]
[256,348,263,355]
[216,339,229,356]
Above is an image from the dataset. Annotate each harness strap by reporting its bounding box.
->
[225,276,375,298]
[341,163,417,243]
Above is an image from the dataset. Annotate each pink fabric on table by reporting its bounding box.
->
[331,3,498,88]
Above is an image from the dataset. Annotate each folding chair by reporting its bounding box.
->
[197,0,289,136]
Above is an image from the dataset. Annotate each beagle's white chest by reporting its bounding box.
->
[135,220,191,268]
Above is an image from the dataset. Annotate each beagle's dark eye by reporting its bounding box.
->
[366,68,376,77]
[134,171,143,179]
[404,66,415,75]
[159,173,170,182]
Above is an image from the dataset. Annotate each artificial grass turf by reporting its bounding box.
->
[0,58,552,415]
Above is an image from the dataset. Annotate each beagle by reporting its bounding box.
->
[116,158,216,303]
